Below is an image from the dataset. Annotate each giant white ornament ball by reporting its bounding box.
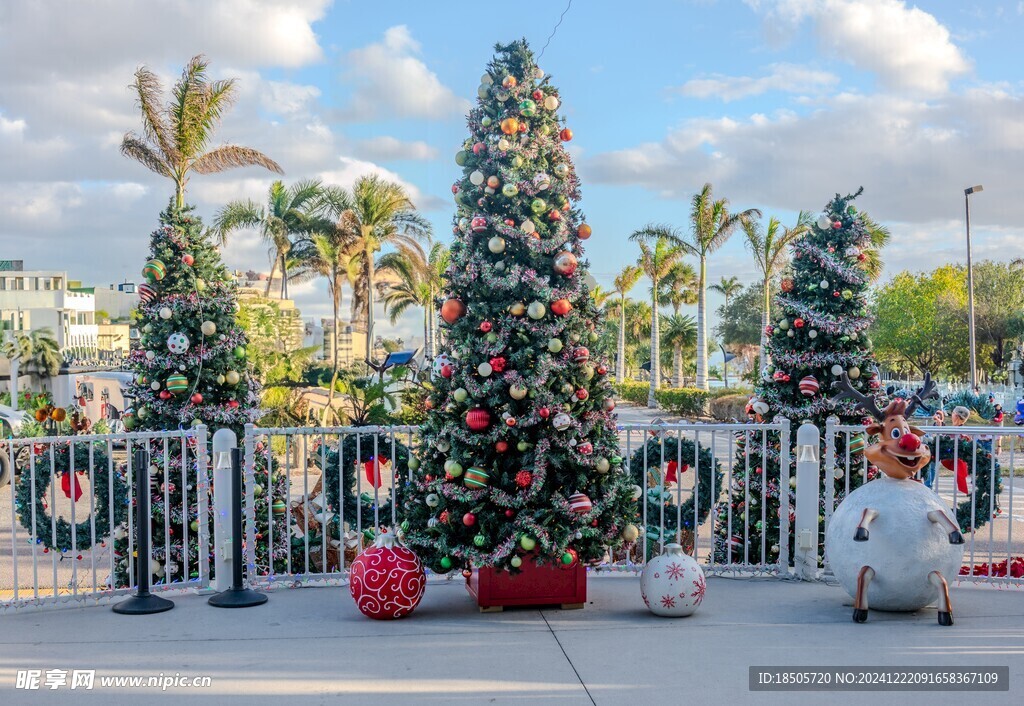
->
[527,301,546,320]
[820,280,830,289]
[425,493,440,508]
[488,237,506,254]
[497,138,511,151]
[432,353,454,381]
[787,330,795,338]
[159,307,173,320]
[477,84,489,99]
[521,219,536,234]
[145,350,156,361]
[808,330,818,339]
[534,172,551,191]
[544,95,559,111]
[167,332,190,354]
[831,364,844,376]
[825,477,964,611]
[481,73,494,86]
[477,362,493,377]
[201,321,216,336]
[817,214,833,230]
[552,412,572,431]
[150,380,161,391]
[640,543,706,617]
[469,170,485,186]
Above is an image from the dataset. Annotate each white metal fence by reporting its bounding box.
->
[1,427,210,611]
[824,418,1024,587]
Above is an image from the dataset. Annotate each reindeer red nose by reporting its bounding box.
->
[898,432,921,452]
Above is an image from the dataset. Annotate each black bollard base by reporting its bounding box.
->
[208,587,268,608]
[113,593,175,615]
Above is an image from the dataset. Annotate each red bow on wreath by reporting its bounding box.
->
[664,461,689,484]
[362,457,391,489]
[61,472,83,502]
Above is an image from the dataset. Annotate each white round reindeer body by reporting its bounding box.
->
[827,372,964,625]
[827,477,964,611]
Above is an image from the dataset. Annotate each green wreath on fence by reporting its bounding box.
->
[15,443,130,553]
[923,434,1002,533]
[628,436,723,548]
[315,434,411,531]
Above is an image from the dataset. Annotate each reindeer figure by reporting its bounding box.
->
[826,372,964,626]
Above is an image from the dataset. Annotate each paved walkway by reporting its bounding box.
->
[0,577,1021,704]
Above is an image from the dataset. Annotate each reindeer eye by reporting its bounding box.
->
[890,427,902,440]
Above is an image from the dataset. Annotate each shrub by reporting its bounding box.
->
[709,394,751,421]
[613,381,651,405]
[654,388,712,418]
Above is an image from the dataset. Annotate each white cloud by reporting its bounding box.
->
[353,136,439,161]
[677,63,839,101]
[0,113,26,138]
[751,0,970,94]
[261,81,322,116]
[318,156,446,212]
[585,86,1024,229]
[110,182,148,203]
[340,26,469,120]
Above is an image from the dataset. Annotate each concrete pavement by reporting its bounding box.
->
[0,577,1021,705]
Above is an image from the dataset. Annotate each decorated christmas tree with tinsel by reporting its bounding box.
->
[401,40,636,574]
[113,204,291,586]
[714,188,883,565]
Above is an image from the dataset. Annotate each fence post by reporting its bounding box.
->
[776,417,792,575]
[212,428,236,592]
[794,421,821,581]
[195,424,211,591]
[113,447,174,614]
[823,416,838,533]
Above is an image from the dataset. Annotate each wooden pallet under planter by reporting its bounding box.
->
[465,555,587,612]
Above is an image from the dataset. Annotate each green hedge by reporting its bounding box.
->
[614,381,652,405]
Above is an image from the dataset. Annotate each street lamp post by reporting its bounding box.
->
[965,185,983,390]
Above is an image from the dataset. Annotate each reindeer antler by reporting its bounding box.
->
[829,372,885,421]
[905,371,938,417]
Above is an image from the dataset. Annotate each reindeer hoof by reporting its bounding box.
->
[948,531,964,545]
[853,608,868,623]
[854,528,869,542]
[938,611,953,626]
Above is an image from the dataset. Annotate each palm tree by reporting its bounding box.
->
[628,235,685,406]
[612,265,643,382]
[622,300,653,379]
[3,328,62,399]
[314,175,431,363]
[213,180,321,299]
[589,285,613,309]
[290,225,358,423]
[120,55,283,208]
[857,212,892,282]
[742,211,811,372]
[377,243,447,358]
[662,314,697,388]
[709,275,743,384]
[636,184,761,390]
[658,262,699,386]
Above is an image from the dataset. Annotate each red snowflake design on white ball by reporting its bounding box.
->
[690,574,706,605]
[665,562,685,581]
[660,595,676,609]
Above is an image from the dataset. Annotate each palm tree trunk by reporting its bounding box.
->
[323,278,341,425]
[365,243,375,364]
[696,256,708,391]
[648,284,659,408]
[760,281,771,377]
[673,344,682,387]
[426,284,435,359]
[281,253,289,300]
[265,253,280,297]
[721,292,730,387]
[617,297,626,382]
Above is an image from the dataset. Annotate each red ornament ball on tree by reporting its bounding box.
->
[577,223,592,240]
[181,253,194,266]
[576,388,589,401]
[505,509,515,518]
[515,470,533,488]
[551,299,572,316]
[479,321,492,333]
[559,127,573,141]
[538,407,550,419]
[505,416,517,427]
[440,364,453,379]
[465,407,491,432]
[190,393,203,404]
[159,390,172,400]
[348,533,425,620]
[793,318,805,328]
[463,513,476,526]
[440,298,466,324]
[495,441,509,453]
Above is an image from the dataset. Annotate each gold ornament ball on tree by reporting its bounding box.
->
[225,370,241,385]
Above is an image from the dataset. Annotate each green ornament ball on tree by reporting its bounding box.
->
[510,556,523,568]
[519,536,537,551]
[561,551,574,565]
[474,535,487,547]
[440,556,453,570]
[233,346,246,360]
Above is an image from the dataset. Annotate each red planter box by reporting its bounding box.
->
[466,557,587,611]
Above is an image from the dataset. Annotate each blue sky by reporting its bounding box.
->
[2,0,1023,345]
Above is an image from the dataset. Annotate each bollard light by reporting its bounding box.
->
[798,444,818,463]
[215,451,232,470]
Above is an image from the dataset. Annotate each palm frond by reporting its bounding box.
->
[191,145,283,175]
[129,65,176,163]
[212,199,265,244]
[120,134,172,177]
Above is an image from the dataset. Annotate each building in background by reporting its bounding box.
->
[303,320,325,361]
[321,319,365,368]
[233,270,304,352]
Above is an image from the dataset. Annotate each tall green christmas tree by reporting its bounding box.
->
[113,205,291,586]
[402,40,635,573]
[714,189,883,565]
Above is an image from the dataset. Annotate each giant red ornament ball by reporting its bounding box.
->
[479,321,492,333]
[348,533,425,620]
[489,356,507,372]
[553,251,578,276]
[466,407,491,431]
[440,364,453,379]
[538,407,550,419]
[793,318,805,329]
[181,253,194,266]
[576,389,589,401]
[440,298,466,324]
[559,127,573,141]
[463,513,476,527]
[495,441,509,453]
[190,393,203,404]
[515,470,532,488]
[577,223,592,240]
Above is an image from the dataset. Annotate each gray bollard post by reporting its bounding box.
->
[113,447,174,614]
[794,421,822,581]
[208,447,267,608]
[211,428,236,592]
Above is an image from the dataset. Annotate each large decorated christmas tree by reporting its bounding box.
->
[114,204,290,586]
[714,189,882,565]
[402,40,635,573]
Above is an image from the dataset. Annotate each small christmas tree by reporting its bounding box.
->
[402,40,635,573]
[114,204,290,586]
[714,189,883,565]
